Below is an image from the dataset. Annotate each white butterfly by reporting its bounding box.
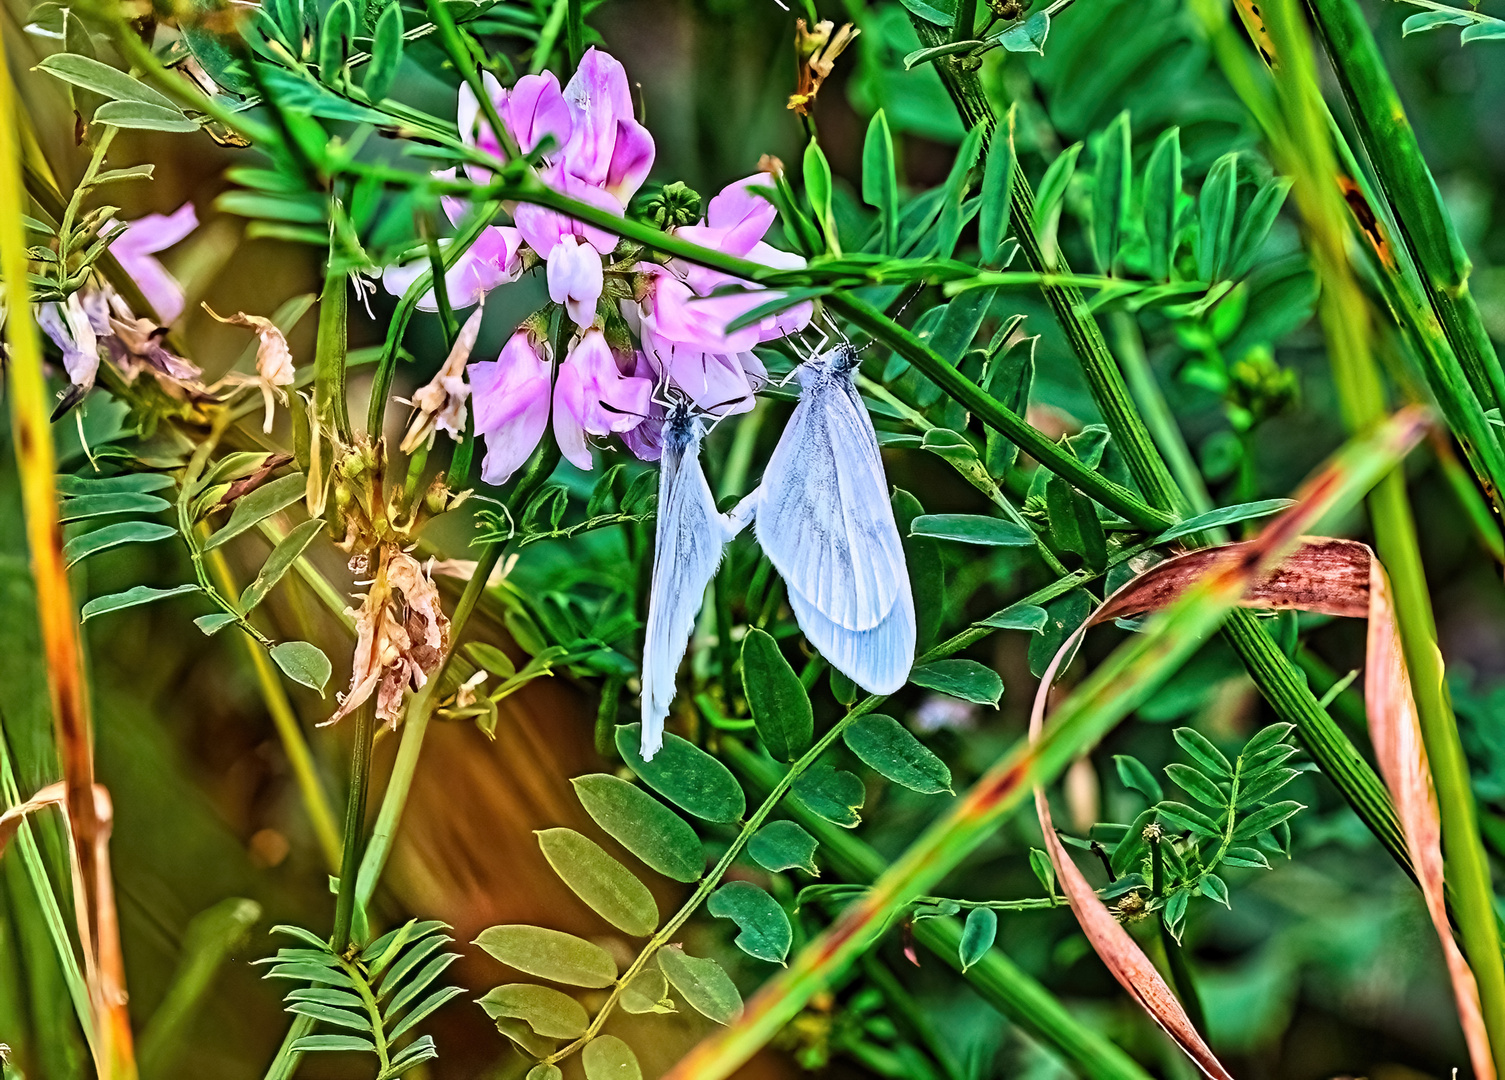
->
[753,343,915,694]
[640,399,755,760]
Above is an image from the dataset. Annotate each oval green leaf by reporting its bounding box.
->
[527,1066,564,1080]
[582,1035,642,1080]
[81,583,199,622]
[657,945,742,1024]
[615,724,745,823]
[959,907,997,971]
[239,517,324,613]
[63,520,176,567]
[843,714,952,794]
[792,764,865,828]
[270,641,331,693]
[909,514,1035,546]
[909,659,1003,707]
[741,628,813,762]
[707,881,792,964]
[536,828,658,937]
[37,53,182,110]
[475,983,588,1039]
[203,472,307,551]
[474,925,618,988]
[93,100,199,132]
[56,472,174,496]
[571,774,704,883]
[620,966,675,1014]
[58,492,171,522]
[747,820,819,876]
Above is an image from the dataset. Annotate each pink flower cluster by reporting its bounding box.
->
[384,48,812,484]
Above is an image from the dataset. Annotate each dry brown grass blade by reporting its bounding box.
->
[0,781,65,854]
[1366,565,1494,1080]
[1032,534,1490,1080]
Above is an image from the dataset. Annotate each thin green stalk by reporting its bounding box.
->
[565,0,584,69]
[827,293,1175,531]
[1110,312,1216,519]
[201,543,342,870]
[1305,0,1505,429]
[261,1014,314,1080]
[1434,433,1505,563]
[314,266,352,446]
[330,700,376,952]
[1261,0,1505,1066]
[726,740,1154,1080]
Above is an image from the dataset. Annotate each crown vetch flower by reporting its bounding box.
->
[109,202,197,324]
[551,328,652,471]
[471,327,554,486]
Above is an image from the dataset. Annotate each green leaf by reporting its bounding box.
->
[363,1,404,100]
[843,714,952,794]
[1143,127,1183,281]
[318,0,355,84]
[620,966,675,1014]
[792,764,865,828]
[998,10,1049,53]
[1237,767,1299,807]
[978,127,1015,264]
[63,521,176,567]
[1114,755,1164,803]
[1165,763,1226,807]
[474,925,618,988]
[1110,808,1157,876]
[1173,727,1233,779]
[1198,152,1239,282]
[1233,800,1304,839]
[583,1034,642,1080]
[909,659,1003,707]
[1221,845,1271,869]
[269,641,331,693]
[1242,723,1295,758]
[388,1034,438,1075]
[1028,848,1056,895]
[286,1001,371,1031]
[81,583,199,622]
[893,487,945,652]
[1045,474,1107,572]
[862,110,899,254]
[1029,587,1092,678]
[1091,111,1131,273]
[536,828,659,937]
[93,100,199,132]
[59,492,171,521]
[571,774,704,883]
[909,514,1034,546]
[1402,9,1473,33]
[1032,142,1081,262]
[1460,18,1505,40]
[527,1066,564,1080]
[615,725,745,823]
[475,983,588,1039]
[264,962,357,987]
[978,603,1049,632]
[1150,499,1294,545]
[239,517,324,613]
[803,139,838,253]
[1199,873,1230,907]
[377,931,450,994]
[36,53,182,110]
[195,612,238,636]
[741,629,813,762]
[1157,800,1222,837]
[57,472,174,496]
[958,907,997,971]
[708,881,792,964]
[289,1034,376,1052]
[203,473,308,551]
[657,946,743,1024]
[1229,177,1292,278]
[385,952,459,1016]
[466,642,516,678]
[748,820,819,876]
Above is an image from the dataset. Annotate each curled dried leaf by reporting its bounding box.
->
[203,304,297,433]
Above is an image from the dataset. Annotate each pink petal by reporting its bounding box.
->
[471,331,554,485]
[546,236,604,328]
[604,117,654,204]
[561,48,637,189]
[704,173,779,255]
[116,202,198,256]
[501,71,572,157]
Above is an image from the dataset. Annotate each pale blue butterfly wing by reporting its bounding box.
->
[755,348,908,632]
[755,346,916,692]
[640,405,747,760]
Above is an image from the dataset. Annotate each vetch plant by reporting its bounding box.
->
[1,0,1504,1077]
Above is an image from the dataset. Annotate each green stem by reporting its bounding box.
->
[1262,0,1505,1066]
[827,293,1175,530]
[261,1015,314,1080]
[331,700,376,952]
[565,0,584,69]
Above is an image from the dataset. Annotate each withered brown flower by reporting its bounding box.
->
[788,19,859,117]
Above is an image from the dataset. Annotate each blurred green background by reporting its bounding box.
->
[3,0,1504,1076]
